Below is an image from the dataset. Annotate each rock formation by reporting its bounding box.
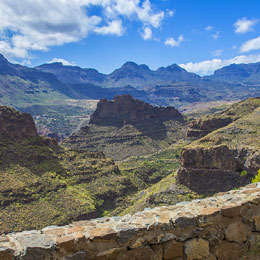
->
[187,97,260,138]
[177,98,260,194]
[63,95,187,161]
[89,94,183,125]
[0,106,38,140]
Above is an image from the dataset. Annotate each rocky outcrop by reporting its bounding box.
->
[1,182,260,259]
[0,106,37,140]
[187,117,233,138]
[89,94,183,125]
[178,101,260,195]
[187,97,260,138]
[64,95,187,161]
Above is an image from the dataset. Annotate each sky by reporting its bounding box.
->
[0,0,260,75]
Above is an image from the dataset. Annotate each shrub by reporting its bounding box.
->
[252,169,260,183]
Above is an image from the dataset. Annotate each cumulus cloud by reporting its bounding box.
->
[180,53,260,75]
[140,27,152,40]
[234,17,258,34]
[94,20,124,36]
[165,35,184,47]
[47,58,75,66]
[240,36,260,53]
[0,0,165,60]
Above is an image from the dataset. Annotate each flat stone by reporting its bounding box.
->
[214,241,243,260]
[56,235,75,253]
[185,238,209,260]
[43,227,66,237]
[90,228,116,240]
[225,220,247,244]
[163,240,183,259]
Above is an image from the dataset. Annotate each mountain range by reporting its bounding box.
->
[0,53,260,138]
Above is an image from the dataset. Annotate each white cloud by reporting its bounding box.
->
[141,27,152,40]
[234,17,258,34]
[212,31,220,39]
[94,20,124,36]
[205,25,213,31]
[165,35,184,47]
[47,58,75,66]
[0,0,165,60]
[211,49,223,57]
[180,53,260,76]
[240,36,260,53]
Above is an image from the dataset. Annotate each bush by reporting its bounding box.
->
[252,169,260,183]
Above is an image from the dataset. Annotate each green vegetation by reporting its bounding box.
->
[105,142,203,216]
[118,143,184,190]
[252,170,260,183]
[187,99,260,150]
[240,170,248,177]
[63,119,188,161]
[0,135,134,233]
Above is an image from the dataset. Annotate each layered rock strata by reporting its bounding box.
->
[178,103,260,194]
[89,94,183,125]
[1,183,260,259]
[64,95,187,161]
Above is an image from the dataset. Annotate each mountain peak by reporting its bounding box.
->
[0,54,9,65]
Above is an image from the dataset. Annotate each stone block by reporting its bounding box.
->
[163,240,183,259]
[225,220,247,244]
[185,238,209,260]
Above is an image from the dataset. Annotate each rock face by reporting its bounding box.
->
[63,95,187,161]
[177,98,260,194]
[89,94,183,125]
[0,106,37,140]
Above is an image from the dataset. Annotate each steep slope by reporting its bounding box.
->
[177,98,260,194]
[109,142,202,216]
[188,97,260,138]
[0,106,135,233]
[63,95,187,161]
[206,62,260,85]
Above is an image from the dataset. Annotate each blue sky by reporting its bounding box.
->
[0,0,260,75]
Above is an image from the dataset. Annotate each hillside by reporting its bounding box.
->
[187,97,260,138]
[0,106,137,233]
[2,53,260,139]
[177,98,260,194]
[63,95,188,160]
[206,62,260,85]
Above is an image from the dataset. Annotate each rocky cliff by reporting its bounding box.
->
[89,94,183,125]
[0,106,37,140]
[177,99,260,194]
[63,95,187,161]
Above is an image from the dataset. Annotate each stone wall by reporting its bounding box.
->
[1,183,260,260]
